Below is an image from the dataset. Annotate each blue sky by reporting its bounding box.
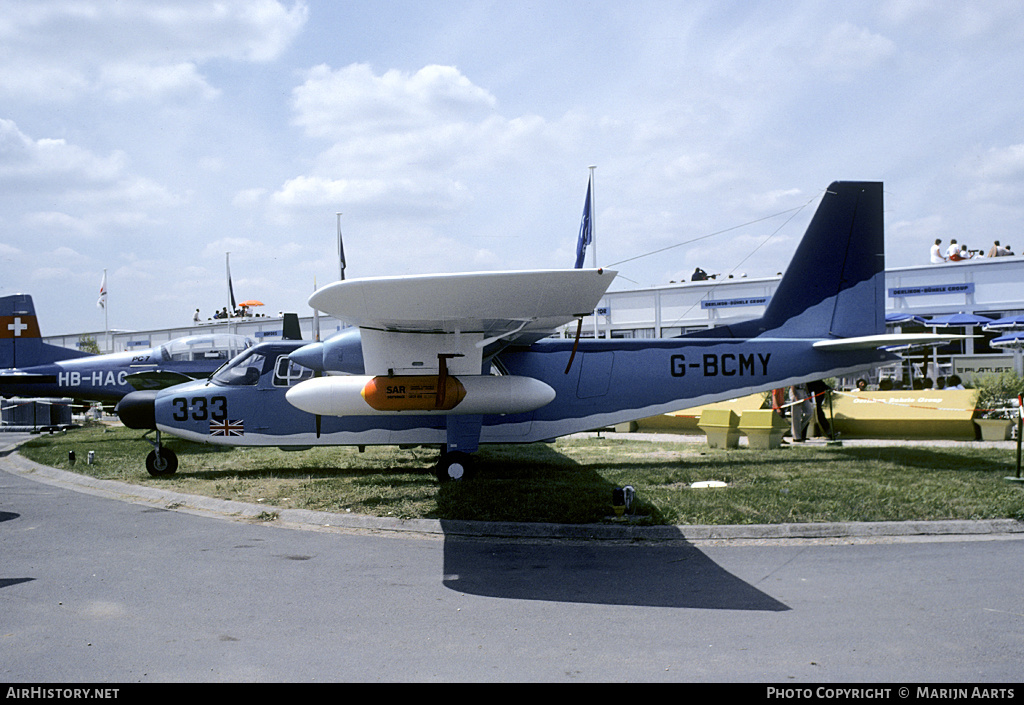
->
[2,1,1023,335]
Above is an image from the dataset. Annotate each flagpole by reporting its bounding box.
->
[103,269,108,352]
[589,165,599,339]
[589,165,597,269]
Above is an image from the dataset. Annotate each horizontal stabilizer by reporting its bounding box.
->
[813,333,971,351]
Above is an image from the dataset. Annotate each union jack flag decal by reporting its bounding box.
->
[210,419,244,436]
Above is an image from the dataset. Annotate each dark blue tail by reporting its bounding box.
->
[0,294,92,369]
[696,181,885,340]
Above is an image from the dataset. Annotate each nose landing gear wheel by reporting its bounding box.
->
[146,448,178,477]
[434,451,475,483]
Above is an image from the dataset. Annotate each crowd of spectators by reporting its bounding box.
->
[930,238,1014,263]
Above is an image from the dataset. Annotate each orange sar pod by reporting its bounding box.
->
[361,375,467,412]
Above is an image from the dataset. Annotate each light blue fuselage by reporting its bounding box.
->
[151,334,890,449]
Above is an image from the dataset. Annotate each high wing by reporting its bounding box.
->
[307,268,616,376]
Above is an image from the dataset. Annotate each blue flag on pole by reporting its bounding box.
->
[574,178,592,268]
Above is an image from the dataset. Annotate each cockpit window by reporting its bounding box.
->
[160,334,254,362]
[211,350,267,386]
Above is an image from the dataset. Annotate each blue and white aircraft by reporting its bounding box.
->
[0,293,257,405]
[116,181,956,480]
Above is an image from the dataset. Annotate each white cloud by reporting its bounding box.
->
[99,62,220,103]
[232,188,269,208]
[275,62,564,228]
[0,242,22,260]
[21,212,92,237]
[0,119,126,188]
[815,22,897,76]
[974,144,1024,181]
[291,63,497,139]
[0,119,184,250]
[0,0,308,102]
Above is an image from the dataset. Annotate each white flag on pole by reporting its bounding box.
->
[97,271,107,309]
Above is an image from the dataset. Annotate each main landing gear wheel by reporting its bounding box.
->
[146,448,178,477]
[434,451,475,483]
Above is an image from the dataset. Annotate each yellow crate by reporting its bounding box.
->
[697,409,741,449]
[739,409,789,449]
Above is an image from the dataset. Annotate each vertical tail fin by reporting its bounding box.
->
[700,181,885,340]
[282,313,302,341]
[1,294,92,368]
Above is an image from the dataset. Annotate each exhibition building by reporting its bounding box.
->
[43,254,1024,388]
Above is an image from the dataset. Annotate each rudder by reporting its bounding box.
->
[0,294,92,368]
[761,181,884,339]
[694,181,884,341]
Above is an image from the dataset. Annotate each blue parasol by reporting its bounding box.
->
[990,331,1024,349]
[985,313,1024,330]
[886,312,927,324]
[927,312,996,327]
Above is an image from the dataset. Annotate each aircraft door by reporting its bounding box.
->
[576,352,614,399]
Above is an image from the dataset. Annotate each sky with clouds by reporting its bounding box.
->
[2,1,1023,336]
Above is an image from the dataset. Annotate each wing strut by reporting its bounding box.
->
[437,353,463,408]
[564,318,583,374]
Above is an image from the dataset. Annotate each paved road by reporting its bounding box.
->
[2,433,1022,682]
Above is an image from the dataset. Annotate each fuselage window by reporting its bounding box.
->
[273,355,314,387]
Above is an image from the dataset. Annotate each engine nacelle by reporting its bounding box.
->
[289,328,364,374]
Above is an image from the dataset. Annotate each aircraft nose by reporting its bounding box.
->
[115,390,158,430]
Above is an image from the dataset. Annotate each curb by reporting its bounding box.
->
[3,449,1023,543]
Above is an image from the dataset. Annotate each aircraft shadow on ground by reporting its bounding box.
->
[437,444,788,611]
[0,577,34,590]
[440,533,789,611]
[155,440,788,611]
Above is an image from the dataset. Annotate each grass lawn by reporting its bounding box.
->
[17,424,1024,526]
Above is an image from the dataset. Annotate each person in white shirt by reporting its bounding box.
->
[945,239,960,259]
[930,239,945,263]
[986,240,1010,257]
[950,244,973,261]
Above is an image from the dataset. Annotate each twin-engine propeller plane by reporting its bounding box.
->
[116,181,960,480]
[0,293,263,406]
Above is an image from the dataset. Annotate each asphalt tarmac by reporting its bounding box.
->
[2,432,1023,683]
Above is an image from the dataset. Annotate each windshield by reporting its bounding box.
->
[159,334,253,362]
[211,348,267,386]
